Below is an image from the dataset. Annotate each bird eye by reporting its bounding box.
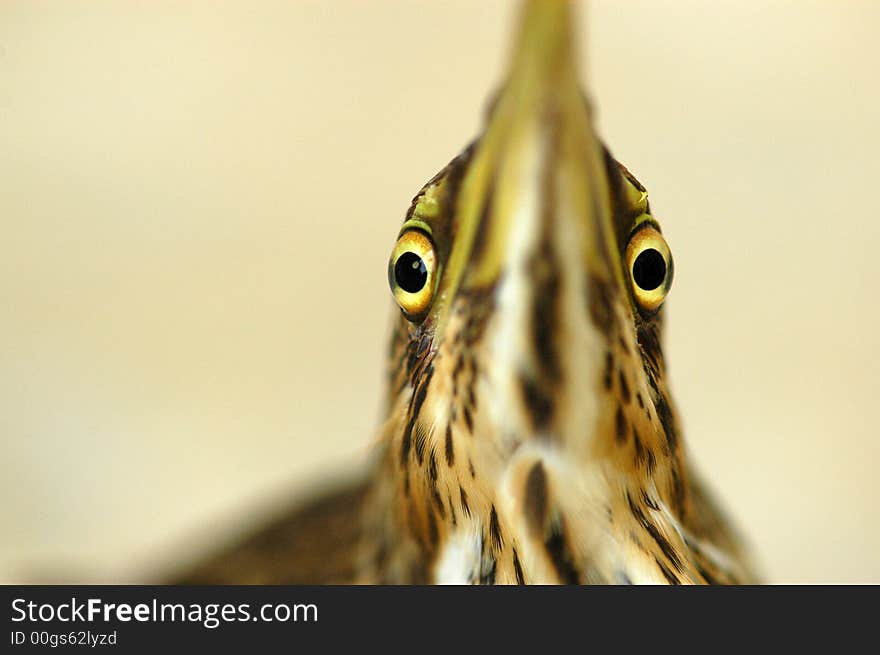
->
[625,224,673,313]
[388,229,438,321]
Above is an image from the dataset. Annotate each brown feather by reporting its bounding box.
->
[170,477,370,585]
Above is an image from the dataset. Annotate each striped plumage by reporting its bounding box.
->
[176,0,755,585]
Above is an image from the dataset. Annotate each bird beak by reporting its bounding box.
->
[436,0,621,321]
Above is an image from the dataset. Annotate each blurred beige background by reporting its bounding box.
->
[1,1,878,583]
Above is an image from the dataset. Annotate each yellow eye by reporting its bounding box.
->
[625,224,673,313]
[388,229,438,321]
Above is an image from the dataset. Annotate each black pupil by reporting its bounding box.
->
[632,248,666,291]
[395,252,428,293]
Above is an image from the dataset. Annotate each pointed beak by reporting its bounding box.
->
[436,0,620,319]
